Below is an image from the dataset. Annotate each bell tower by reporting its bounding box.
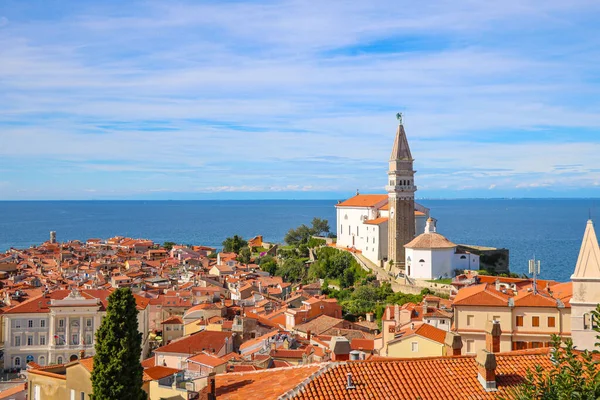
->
[386,113,416,271]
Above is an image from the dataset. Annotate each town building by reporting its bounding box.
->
[3,289,149,369]
[404,218,480,279]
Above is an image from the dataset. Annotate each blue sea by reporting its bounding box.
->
[0,199,596,283]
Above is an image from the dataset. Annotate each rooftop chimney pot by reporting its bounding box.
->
[346,372,356,390]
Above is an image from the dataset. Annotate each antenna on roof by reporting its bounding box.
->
[528,256,541,294]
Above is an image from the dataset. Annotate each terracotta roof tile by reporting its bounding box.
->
[216,365,322,399]
[336,194,388,208]
[293,349,555,399]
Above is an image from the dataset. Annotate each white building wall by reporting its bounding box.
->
[406,248,432,279]
[362,222,388,265]
[430,249,455,279]
[453,253,480,271]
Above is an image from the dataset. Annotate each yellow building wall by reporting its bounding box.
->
[184,320,204,336]
[148,381,187,400]
[28,373,67,400]
[386,336,444,358]
[66,364,92,399]
[455,305,571,355]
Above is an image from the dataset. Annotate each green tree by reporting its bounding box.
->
[237,247,251,264]
[91,288,145,400]
[222,235,248,254]
[311,217,330,236]
[276,258,307,282]
[162,241,176,251]
[501,304,600,399]
[284,224,313,246]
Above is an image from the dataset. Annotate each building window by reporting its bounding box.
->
[419,259,425,263]
[59,319,65,328]
[28,320,33,328]
[86,319,92,327]
[27,336,33,346]
[411,342,418,352]
[357,226,359,236]
[40,320,46,328]
[532,316,540,327]
[38,356,46,366]
[14,336,21,346]
[40,335,46,346]
[548,317,556,328]
[14,357,20,367]
[86,334,92,345]
[72,334,79,345]
[81,392,85,400]
[466,340,474,354]
[516,316,524,327]
[15,321,21,329]
[440,320,446,324]
[467,315,474,326]
[57,356,63,364]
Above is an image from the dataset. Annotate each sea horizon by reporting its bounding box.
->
[0,198,597,283]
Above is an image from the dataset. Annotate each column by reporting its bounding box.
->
[79,316,84,347]
[49,314,55,347]
[65,317,70,346]
[5,317,11,349]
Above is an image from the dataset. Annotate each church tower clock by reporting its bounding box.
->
[386,113,416,271]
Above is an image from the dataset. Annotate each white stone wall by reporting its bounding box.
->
[363,222,388,265]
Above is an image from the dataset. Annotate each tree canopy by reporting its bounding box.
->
[284,218,331,246]
[91,288,145,400]
[222,235,248,254]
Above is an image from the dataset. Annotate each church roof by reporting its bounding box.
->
[390,123,412,161]
[404,232,457,249]
[364,217,388,225]
[572,220,600,280]
[336,194,388,208]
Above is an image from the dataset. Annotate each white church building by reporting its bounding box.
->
[335,193,429,266]
[404,218,480,279]
[335,115,476,279]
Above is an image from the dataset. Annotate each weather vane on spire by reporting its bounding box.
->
[396,112,403,125]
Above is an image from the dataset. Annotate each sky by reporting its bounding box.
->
[1,0,600,200]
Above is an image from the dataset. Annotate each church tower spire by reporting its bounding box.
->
[386,113,416,272]
[571,219,600,351]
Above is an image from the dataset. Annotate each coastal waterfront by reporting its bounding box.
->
[0,198,594,282]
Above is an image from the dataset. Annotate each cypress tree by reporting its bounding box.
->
[91,288,146,400]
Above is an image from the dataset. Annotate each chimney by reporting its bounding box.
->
[346,372,356,390]
[79,349,85,359]
[444,332,463,356]
[495,279,500,292]
[485,320,501,353]
[476,349,497,391]
[410,322,415,330]
[307,330,312,341]
[386,306,391,320]
[365,312,374,322]
[394,304,400,322]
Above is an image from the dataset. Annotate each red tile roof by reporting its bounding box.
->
[452,283,511,307]
[154,330,232,355]
[364,217,388,225]
[293,349,555,399]
[161,315,184,325]
[143,366,181,381]
[215,365,322,399]
[187,352,227,368]
[336,195,388,208]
